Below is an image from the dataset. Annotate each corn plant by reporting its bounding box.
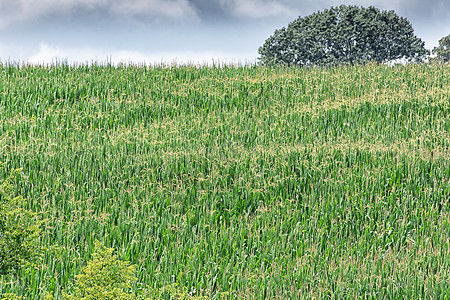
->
[0,61,448,299]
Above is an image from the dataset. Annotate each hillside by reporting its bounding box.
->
[0,62,449,299]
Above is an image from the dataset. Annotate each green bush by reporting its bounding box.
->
[0,164,41,276]
[63,240,136,300]
[62,240,214,299]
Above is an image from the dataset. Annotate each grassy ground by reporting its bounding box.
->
[0,62,449,299]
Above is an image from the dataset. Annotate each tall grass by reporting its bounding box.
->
[0,62,449,299]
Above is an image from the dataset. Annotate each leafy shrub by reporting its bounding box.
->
[63,240,136,300]
[62,241,214,300]
[0,164,41,276]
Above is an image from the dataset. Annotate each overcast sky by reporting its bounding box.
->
[0,0,449,65]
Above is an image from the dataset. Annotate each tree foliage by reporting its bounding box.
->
[431,34,450,64]
[0,165,41,276]
[63,240,137,300]
[258,5,429,66]
[59,239,214,300]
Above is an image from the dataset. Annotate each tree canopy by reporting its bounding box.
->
[258,5,429,66]
[431,34,450,64]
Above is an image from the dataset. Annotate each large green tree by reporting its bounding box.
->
[258,5,429,66]
[431,34,450,64]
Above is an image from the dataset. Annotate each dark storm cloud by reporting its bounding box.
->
[188,0,227,20]
[0,0,300,29]
[186,0,449,21]
[186,0,449,46]
[0,0,200,28]
[1,0,449,28]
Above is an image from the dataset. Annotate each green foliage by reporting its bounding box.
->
[0,164,41,276]
[63,240,136,300]
[431,34,450,64]
[259,5,429,66]
[62,241,211,300]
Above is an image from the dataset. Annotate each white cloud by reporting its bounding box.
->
[220,0,297,18]
[24,43,257,66]
[0,0,199,28]
[27,43,102,64]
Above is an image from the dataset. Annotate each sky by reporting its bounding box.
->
[0,0,449,65]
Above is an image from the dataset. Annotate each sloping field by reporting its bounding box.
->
[0,62,449,298]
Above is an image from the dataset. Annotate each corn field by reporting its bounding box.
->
[0,62,449,299]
